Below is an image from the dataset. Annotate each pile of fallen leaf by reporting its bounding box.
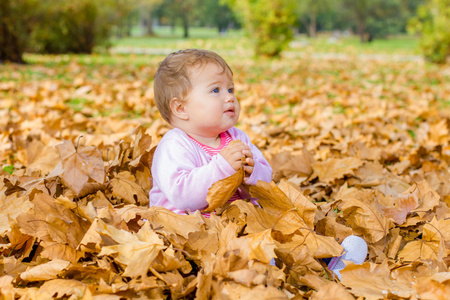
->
[0,54,450,299]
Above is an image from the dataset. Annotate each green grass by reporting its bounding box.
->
[111,26,250,51]
[290,34,420,56]
[110,26,420,56]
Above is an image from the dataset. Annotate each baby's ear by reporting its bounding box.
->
[170,97,188,120]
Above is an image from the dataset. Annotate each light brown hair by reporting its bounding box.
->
[154,49,233,123]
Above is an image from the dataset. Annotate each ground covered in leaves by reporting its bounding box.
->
[0,53,450,299]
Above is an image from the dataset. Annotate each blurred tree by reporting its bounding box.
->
[113,0,139,38]
[156,0,200,38]
[200,0,237,33]
[0,0,39,63]
[139,0,163,36]
[339,0,421,42]
[295,0,333,38]
[409,0,450,63]
[223,0,296,57]
[30,0,114,54]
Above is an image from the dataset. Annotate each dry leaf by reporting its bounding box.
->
[204,168,244,213]
[20,259,70,281]
[109,171,149,205]
[97,220,166,278]
[56,139,105,195]
[312,157,364,183]
[338,197,393,243]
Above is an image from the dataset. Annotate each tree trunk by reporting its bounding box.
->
[309,12,317,38]
[126,15,132,37]
[182,14,189,38]
[146,12,154,36]
[0,0,25,63]
[356,17,366,43]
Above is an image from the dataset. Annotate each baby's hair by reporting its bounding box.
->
[154,49,233,123]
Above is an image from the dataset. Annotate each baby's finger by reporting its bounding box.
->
[244,165,253,174]
[245,157,254,167]
[242,149,253,159]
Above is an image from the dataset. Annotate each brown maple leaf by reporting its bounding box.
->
[312,157,364,183]
[56,139,105,195]
[109,171,149,205]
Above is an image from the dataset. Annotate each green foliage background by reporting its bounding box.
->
[222,0,296,57]
[409,0,450,63]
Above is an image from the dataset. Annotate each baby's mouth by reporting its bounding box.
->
[224,106,235,113]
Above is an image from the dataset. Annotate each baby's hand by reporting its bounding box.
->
[242,149,254,181]
[220,140,251,171]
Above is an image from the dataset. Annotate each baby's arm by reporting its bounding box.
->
[152,138,237,212]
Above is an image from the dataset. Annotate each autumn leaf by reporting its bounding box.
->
[338,197,393,243]
[397,217,448,262]
[56,139,105,195]
[414,272,450,299]
[130,125,153,165]
[20,259,70,281]
[141,206,206,240]
[277,179,316,229]
[38,279,88,298]
[339,261,414,299]
[97,220,166,278]
[0,190,32,236]
[109,171,149,205]
[311,281,355,300]
[381,190,419,224]
[247,229,276,264]
[204,167,244,213]
[312,157,364,183]
[249,180,295,216]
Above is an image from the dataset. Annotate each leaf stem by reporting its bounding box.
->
[76,135,84,152]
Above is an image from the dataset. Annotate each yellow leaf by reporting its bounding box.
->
[340,261,414,299]
[109,171,149,205]
[97,220,166,278]
[249,180,294,216]
[338,197,393,243]
[204,169,244,213]
[278,179,316,229]
[312,157,364,183]
[20,259,70,281]
[248,229,276,264]
[56,140,105,195]
[0,191,32,236]
[38,279,88,298]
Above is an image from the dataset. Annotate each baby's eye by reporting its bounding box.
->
[212,88,219,93]
[228,87,234,93]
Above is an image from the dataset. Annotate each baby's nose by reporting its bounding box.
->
[225,94,235,102]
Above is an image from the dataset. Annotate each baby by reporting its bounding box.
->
[149,49,368,277]
[149,49,273,214]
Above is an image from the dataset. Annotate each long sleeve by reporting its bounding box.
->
[149,127,273,214]
[150,129,237,212]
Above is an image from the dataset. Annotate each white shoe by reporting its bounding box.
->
[328,235,367,280]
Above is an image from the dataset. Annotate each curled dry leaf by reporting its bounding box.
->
[204,141,246,213]
[20,259,70,281]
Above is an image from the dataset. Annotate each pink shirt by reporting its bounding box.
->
[188,131,240,202]
[149,127,272,214]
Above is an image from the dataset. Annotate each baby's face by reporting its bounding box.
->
[182,62,239,137]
